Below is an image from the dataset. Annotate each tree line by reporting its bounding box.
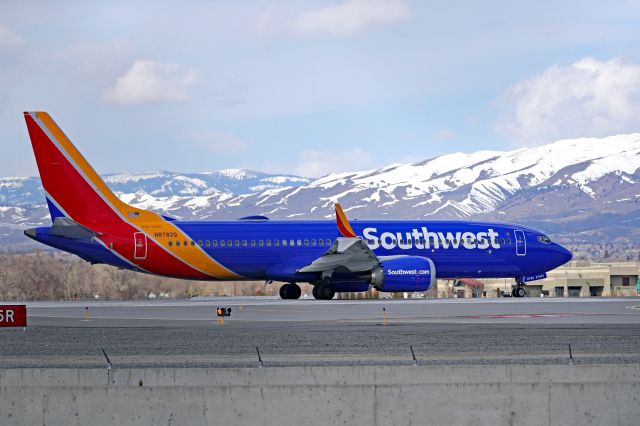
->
[0,252,277,301]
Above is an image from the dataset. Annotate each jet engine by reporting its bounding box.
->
[370,256,436,292]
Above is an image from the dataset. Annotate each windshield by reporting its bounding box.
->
[537,235,552,244]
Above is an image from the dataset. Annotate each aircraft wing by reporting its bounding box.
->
[298,237,379,273]
[298,203,380,275]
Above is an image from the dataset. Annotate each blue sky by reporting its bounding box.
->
[1,0,640,177]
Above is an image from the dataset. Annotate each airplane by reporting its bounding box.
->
[22,111,572,300]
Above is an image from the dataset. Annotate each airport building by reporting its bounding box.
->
[440,261,640,298]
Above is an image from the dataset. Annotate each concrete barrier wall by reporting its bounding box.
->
[1,364,639,425]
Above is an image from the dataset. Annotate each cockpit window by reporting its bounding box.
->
[537,235,552,244]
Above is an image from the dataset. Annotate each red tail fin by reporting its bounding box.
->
[24,111,143,227]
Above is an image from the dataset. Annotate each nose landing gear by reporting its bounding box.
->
[512,278,526,297]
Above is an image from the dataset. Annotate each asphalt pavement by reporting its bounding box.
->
[1,297,639,368]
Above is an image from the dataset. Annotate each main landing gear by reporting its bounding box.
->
[512,278,526,298]
[312,282,335,300]
[279,283,301,300]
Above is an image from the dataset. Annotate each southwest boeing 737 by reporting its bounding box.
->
[22,112,572,299]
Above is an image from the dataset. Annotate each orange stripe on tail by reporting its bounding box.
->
[335,203,356,238]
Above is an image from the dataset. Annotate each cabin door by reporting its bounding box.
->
[514,230,526,256]
[134,232,148,260]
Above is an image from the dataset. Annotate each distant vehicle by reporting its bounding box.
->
[22,112,572,300]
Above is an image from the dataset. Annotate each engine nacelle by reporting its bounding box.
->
[370,256,436,292]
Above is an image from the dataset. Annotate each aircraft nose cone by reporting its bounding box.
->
[557,244,572,266]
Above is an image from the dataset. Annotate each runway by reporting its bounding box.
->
[2,297,639,368]
[23,296,640,324]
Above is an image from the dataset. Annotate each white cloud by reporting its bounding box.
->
[295,0,409,36]
[294,147,376,177]
[104,60,197,105]
[496,57,640,145]
[256,0,409,37]
[0,25,22,50]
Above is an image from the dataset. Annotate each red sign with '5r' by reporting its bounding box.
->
[0,305,27,327]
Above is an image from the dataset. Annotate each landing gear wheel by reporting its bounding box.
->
[516,287,526,298]
[280,283,302,299]
[279,284,288,299]
[313,283,335,300]
[511,288,517,297]
[285,283,301,299]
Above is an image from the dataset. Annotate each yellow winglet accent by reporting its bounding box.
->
[335,203,356,238]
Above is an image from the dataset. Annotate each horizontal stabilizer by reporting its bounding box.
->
[49,217,97,240]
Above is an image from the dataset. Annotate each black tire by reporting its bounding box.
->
[317,284,335,300]
[279,284,289,299]
[516,287,526,298]
[284,283,301,299]
[312,285,319,299]
[511,288,517,297]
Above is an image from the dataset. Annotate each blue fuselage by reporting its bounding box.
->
[31,218,572,283]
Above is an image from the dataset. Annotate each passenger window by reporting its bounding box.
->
[259,240,264,246]
[212,240,218,247]
[176,241,180,247]
[282,240,288,246]
[290,239,295,246]
[251,240,256,247]
[206,240,210,247]
[311,239,316,246]
[304,239,309,246]
[235,240,240,247]
[242,240,247,247]
[198,240,203,246]
[184,241,188,247]
[220,240,225,247]
[266,240,271,246]
[297,239,302,246]
[168,241,173,247]
[274,240,280,247]
[326,239,331,245]
[507,239,512,245]
[191,241,195,246]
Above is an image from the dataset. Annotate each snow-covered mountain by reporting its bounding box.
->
[0,170,310,235]
[2,134,640,249]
